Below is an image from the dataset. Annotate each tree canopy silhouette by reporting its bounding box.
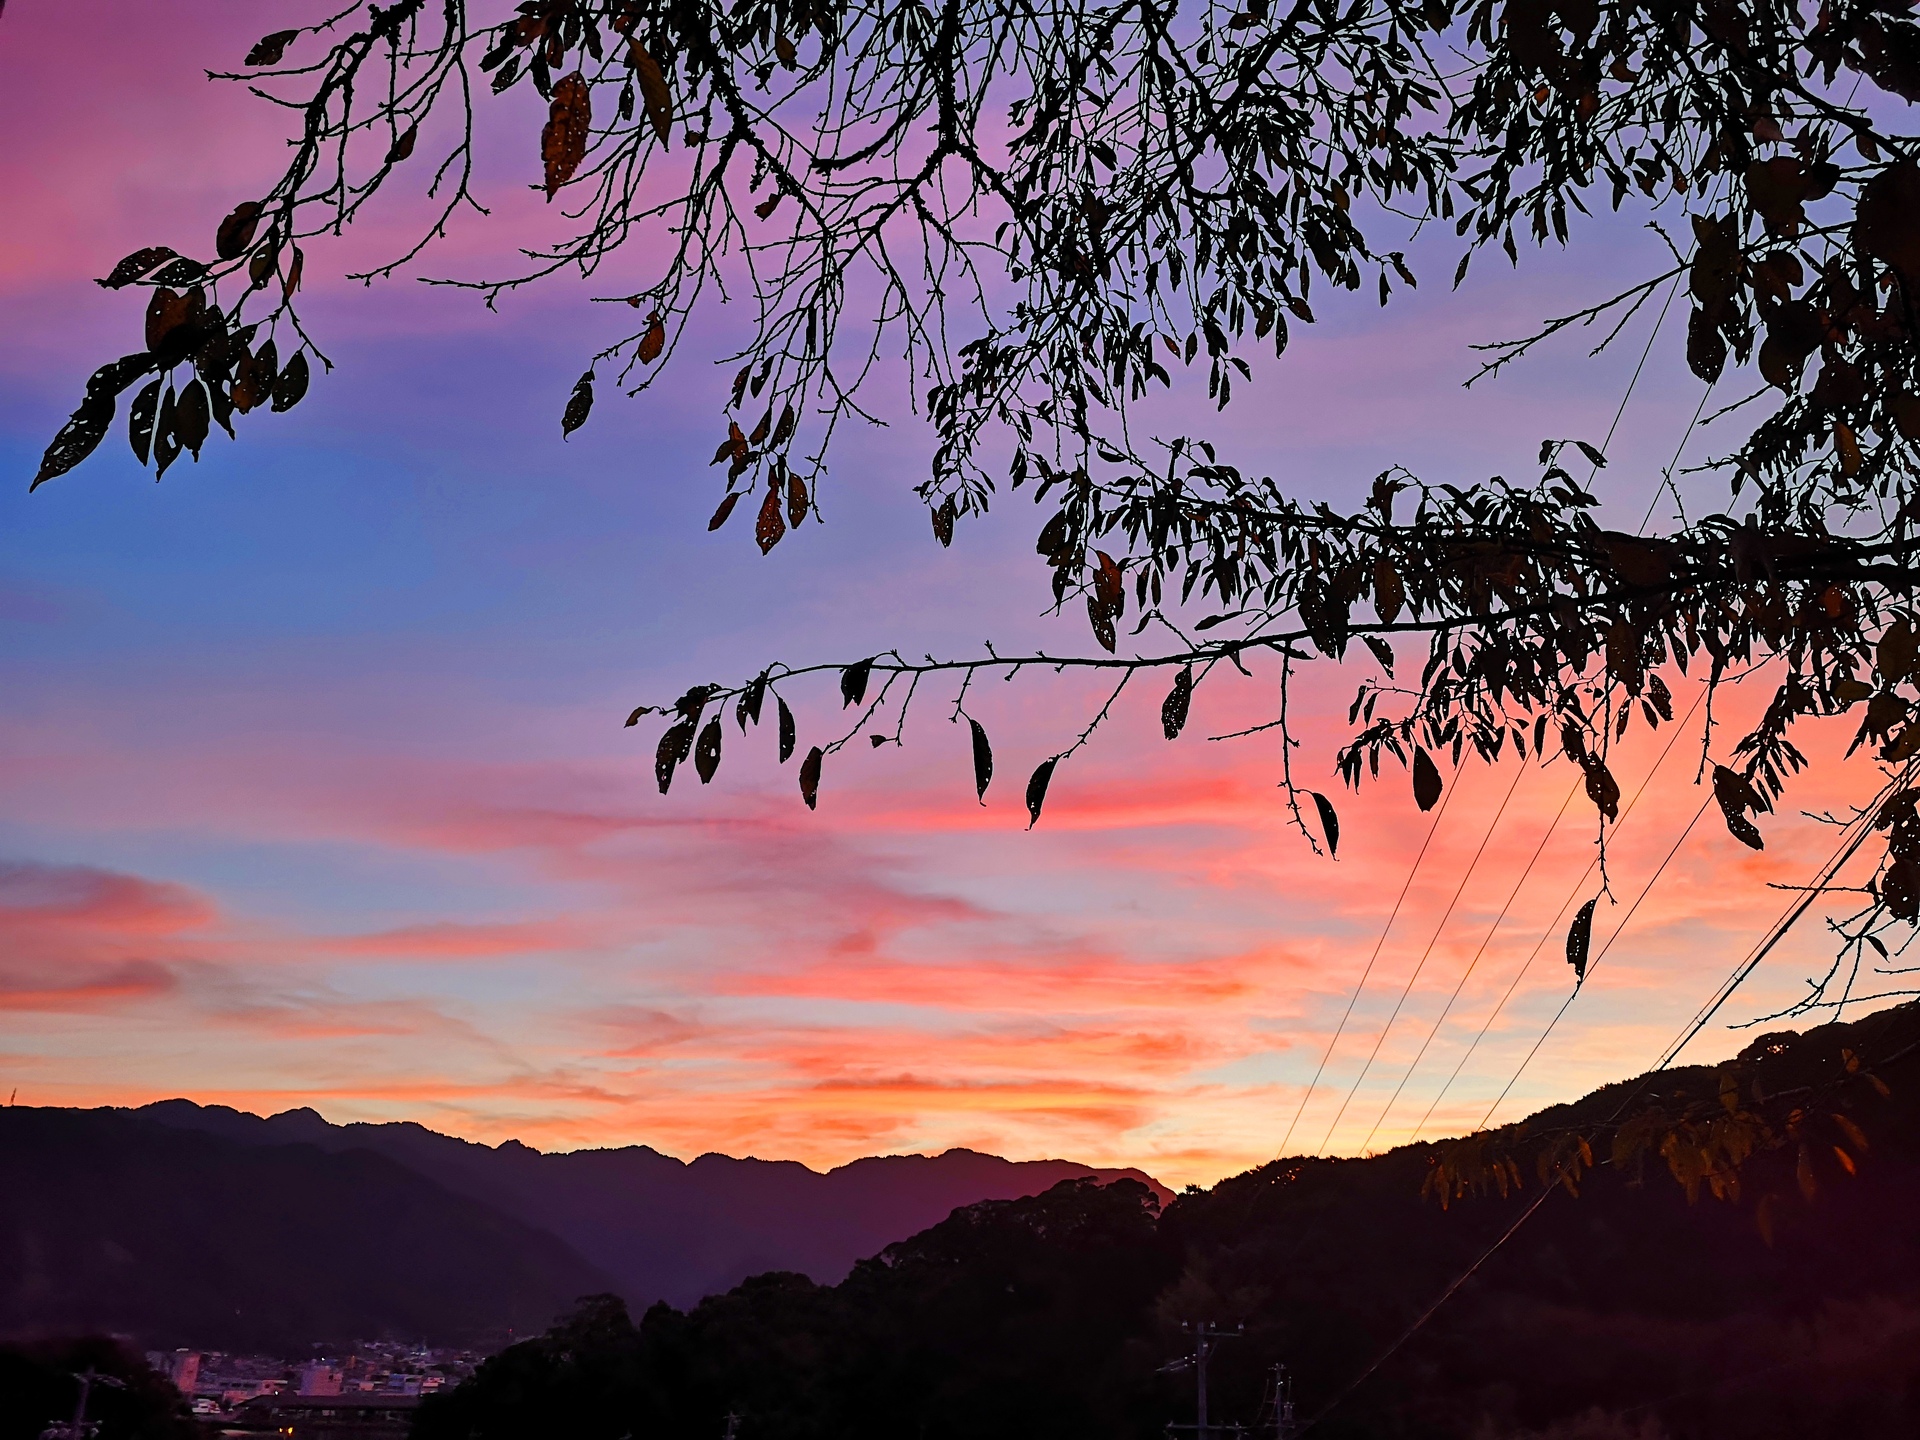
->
[33,0,1920,1028]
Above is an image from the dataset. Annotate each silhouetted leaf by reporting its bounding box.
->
[1713,764,1766,849]
[152,387,180,478]
[1087,595,1117,652]
[841,658,873,708]
[655,717,695,793]
[127,378,162,464]
[777,696,796,762]
[144,288,192,358]
[98,246,178,290]
[32,353,156,489]
[269,351,309,412]
[1025,758,1056,828]
[1582,755,1621,822]
[1567,896,1597,983]
[385,124,418,165]
[542,72,591,199]
[969,718,993,802]
[786,470,808,528]
[33,394,114,490]
[799,745,823,809]
[216,201,263,260]
[628,41,672,145]
[933,495,955,547]
[1310,791,1340,857]
[1161,665,1193,740]
[756,487,786,553]
[1374,557,1403,625]
[148,257,207,288]
[175,379,210,458]
[709,491,742,531]
[1881,618,1919,682]
[695,717,723,783]
[639,311,665,364]
[246,29,298,66]
[1412,746,1442,811]
[1363,635,1395,674]
[737,674,767,729]
[562,370,594,437]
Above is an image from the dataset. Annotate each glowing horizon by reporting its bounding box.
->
[1,0,1903,1191]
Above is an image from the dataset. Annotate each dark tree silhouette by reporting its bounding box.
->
[30,0,1920,1167]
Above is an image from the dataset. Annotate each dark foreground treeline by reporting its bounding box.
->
[416,1005,1920,1440]
[0,1338,198,1440]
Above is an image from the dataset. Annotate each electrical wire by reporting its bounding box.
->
[1476,791,1713,1128]
[1411,683,1707,1137]
[1402,775,1582,1143]
[1341,762,1531,1156]
[1297,763,1908,1438]
[1276,775,1462,1157]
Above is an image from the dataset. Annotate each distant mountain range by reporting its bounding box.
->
[0,1099,1165,1350]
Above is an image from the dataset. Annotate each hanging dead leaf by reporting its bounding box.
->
[655,717,695,793]
[269,351,309,412]
[542,72,592,199]
[1088,595,1117,652]
[777,696,796,762]
[969,718,993,802]
[1025,758,1057,828]
[1374,556,1404,624]
[1310,791,1340,857]
[841,658,873,708]
[932,495,955,547]
[562,370,594,437]
[755,487,786,553]
[1712,764,1765,849]
[1880,618,1919,681]
[127,378,162,464]
[175,379,211,458]
[1857,161,1920,279]
[98,246,179,290]
[628,40,672,145]
[1162,665,1193,740]
[709,491,742,530]
[1567,896,1598,983]
[694,717,723,783]
[246,29,298,66]
[216,201,263,260]
[1412,746,1443,811]
[786,470,808,528]
[639,311,665,363]
[799,745,823,809]
[385,124,418,165]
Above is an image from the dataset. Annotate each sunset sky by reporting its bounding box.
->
[1,0,1905,1189]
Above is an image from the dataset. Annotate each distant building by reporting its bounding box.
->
[145,1350,201,1393]
[224,1394,421,1440]
[297,1365,344,1397]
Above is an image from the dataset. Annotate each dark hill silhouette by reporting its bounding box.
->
[0,1106,611,1352]
[416,1003,1920,1440]
[136,1100,1169,1309]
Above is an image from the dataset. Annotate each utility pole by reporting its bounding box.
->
[1162,1321,1244,1440]
[1263,1364,1296,1440]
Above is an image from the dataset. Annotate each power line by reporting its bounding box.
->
[1476,791,1713,1129]
[1298,760,1903,1438]
[1401,776,1582,1144]
[1341,763,1529,1156]
[1410,683,1707,1138]
[1276,775,1462,1156]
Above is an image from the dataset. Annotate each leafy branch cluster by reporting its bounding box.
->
[33,0,1920,1009]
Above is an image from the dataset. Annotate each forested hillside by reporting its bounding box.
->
[418,1004,1920,1440]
